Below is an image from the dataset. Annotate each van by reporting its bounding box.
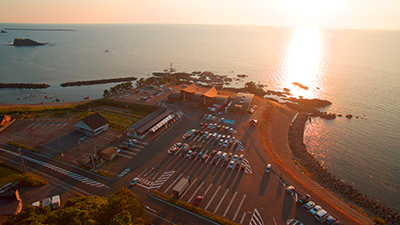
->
[42,197,51,207]
[314,209,329,221]
[51,195,61,210]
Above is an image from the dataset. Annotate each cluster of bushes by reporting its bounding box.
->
[4,187,147,225]
[9,141,39,153]
[19,173,48,187]
[103,81,133,98]
[150,190,238,225]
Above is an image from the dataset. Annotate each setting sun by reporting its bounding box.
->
[281,0,342,16]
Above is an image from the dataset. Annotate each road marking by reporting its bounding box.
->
[150,170,175,189]
[25,122,36,130]
[188,181,204,203]
[203,183,213,197]
[223,191,237,217]
[240,212,247,224]
[214,188,229,213]
[164,173,183,193]
[119,149,137,156]
[151,172,159,180]
[205,186,221,210]
[0,148,109,189]
[118,168,130,178]
[249,208,264,225]
[233,194,246,221]
[118,153,133,159]
[179,178,197,200]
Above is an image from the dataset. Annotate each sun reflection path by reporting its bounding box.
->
[279,26,326,98]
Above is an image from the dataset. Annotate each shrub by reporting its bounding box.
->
[8,141,39,153]
[19,173,48,187]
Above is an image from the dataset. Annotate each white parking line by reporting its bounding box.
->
[233,194,246,221]
[188,181,204,203]
[203,183,213,197]
[119,150,137,156]
[151,172,159,180]
[25,122,36,129]
[214,188,229,213]
[139,168,149,177]
[223,191,237,217]
[205,186,221,210]
[164,173,183,193]
[118,154,133,159]
[240,212,247,224]
[179,178,197,200]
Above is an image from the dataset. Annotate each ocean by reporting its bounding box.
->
[0,23,399,211]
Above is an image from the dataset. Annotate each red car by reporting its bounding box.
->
[193,196,203,206]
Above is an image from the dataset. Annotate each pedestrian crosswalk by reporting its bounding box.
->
[236,141,244,151]
[242,158,252,174]
[0,148,109,188]
[118,168,130,178]
[150,170,175,189]
[248,208,264,225]
[134,168,175,189]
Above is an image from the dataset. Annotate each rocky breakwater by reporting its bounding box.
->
[60,77,137,87]
[13,38,45,46]
[289,113,400,224]
[0,83,50,89]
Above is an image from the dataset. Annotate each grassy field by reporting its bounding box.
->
[0,164,22,187]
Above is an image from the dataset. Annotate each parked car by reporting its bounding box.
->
[185,150,192,158]
[227,153,233,160]
[222,152,227,159]
[211,150,217,156]
[309,205,323,215]
[197,152,203,159]
[324,215,337,224]
[130,178,139,186]
[314,209,329,221]
[232,154,238,162]
[286,186,295,194]
[228,160,235,169]
[265,164,272,173]
[201,154,208,161]
[216,151,222,157]
[238,154,244,163]
[303,201,316,210]
[193,196,203,206]
[297,194,311,206]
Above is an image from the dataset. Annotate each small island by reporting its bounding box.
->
[13,38,45,46]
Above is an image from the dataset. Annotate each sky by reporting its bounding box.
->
[1,0,400,29]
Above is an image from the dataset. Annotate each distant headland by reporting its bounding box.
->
[13,38,45,46]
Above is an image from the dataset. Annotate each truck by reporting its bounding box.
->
[172,178,189,198]
[51,195,61,210]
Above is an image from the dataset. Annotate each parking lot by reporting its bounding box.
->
[119,98,330,225]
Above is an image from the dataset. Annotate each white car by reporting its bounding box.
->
[303,200,316,210]
[216,151,222,157]
[265,164,271,173]
[222,152,227,159]
[228,160,235,169]
[309,205,322,215]
[130,178,139,186]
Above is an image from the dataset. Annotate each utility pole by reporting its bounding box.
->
[18,148,27,174]
[58,137,63,157]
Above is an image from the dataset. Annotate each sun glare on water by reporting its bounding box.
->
[280,26,325,98]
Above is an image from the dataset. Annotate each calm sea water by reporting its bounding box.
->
[0,24,399,211]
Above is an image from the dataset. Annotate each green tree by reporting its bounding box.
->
[103,89,110,98]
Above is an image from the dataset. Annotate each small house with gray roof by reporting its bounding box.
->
[75,113,109,137]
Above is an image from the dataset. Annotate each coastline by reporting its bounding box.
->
[288,113,399,224]
[258,100,374,225]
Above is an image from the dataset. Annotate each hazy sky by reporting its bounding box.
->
[1,0,400,29]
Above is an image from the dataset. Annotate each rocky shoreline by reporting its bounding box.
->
[60,76,138,87]
[289,113,399,224]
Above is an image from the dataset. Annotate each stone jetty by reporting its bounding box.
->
[0,83,50,89]
[60,76,138,87]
